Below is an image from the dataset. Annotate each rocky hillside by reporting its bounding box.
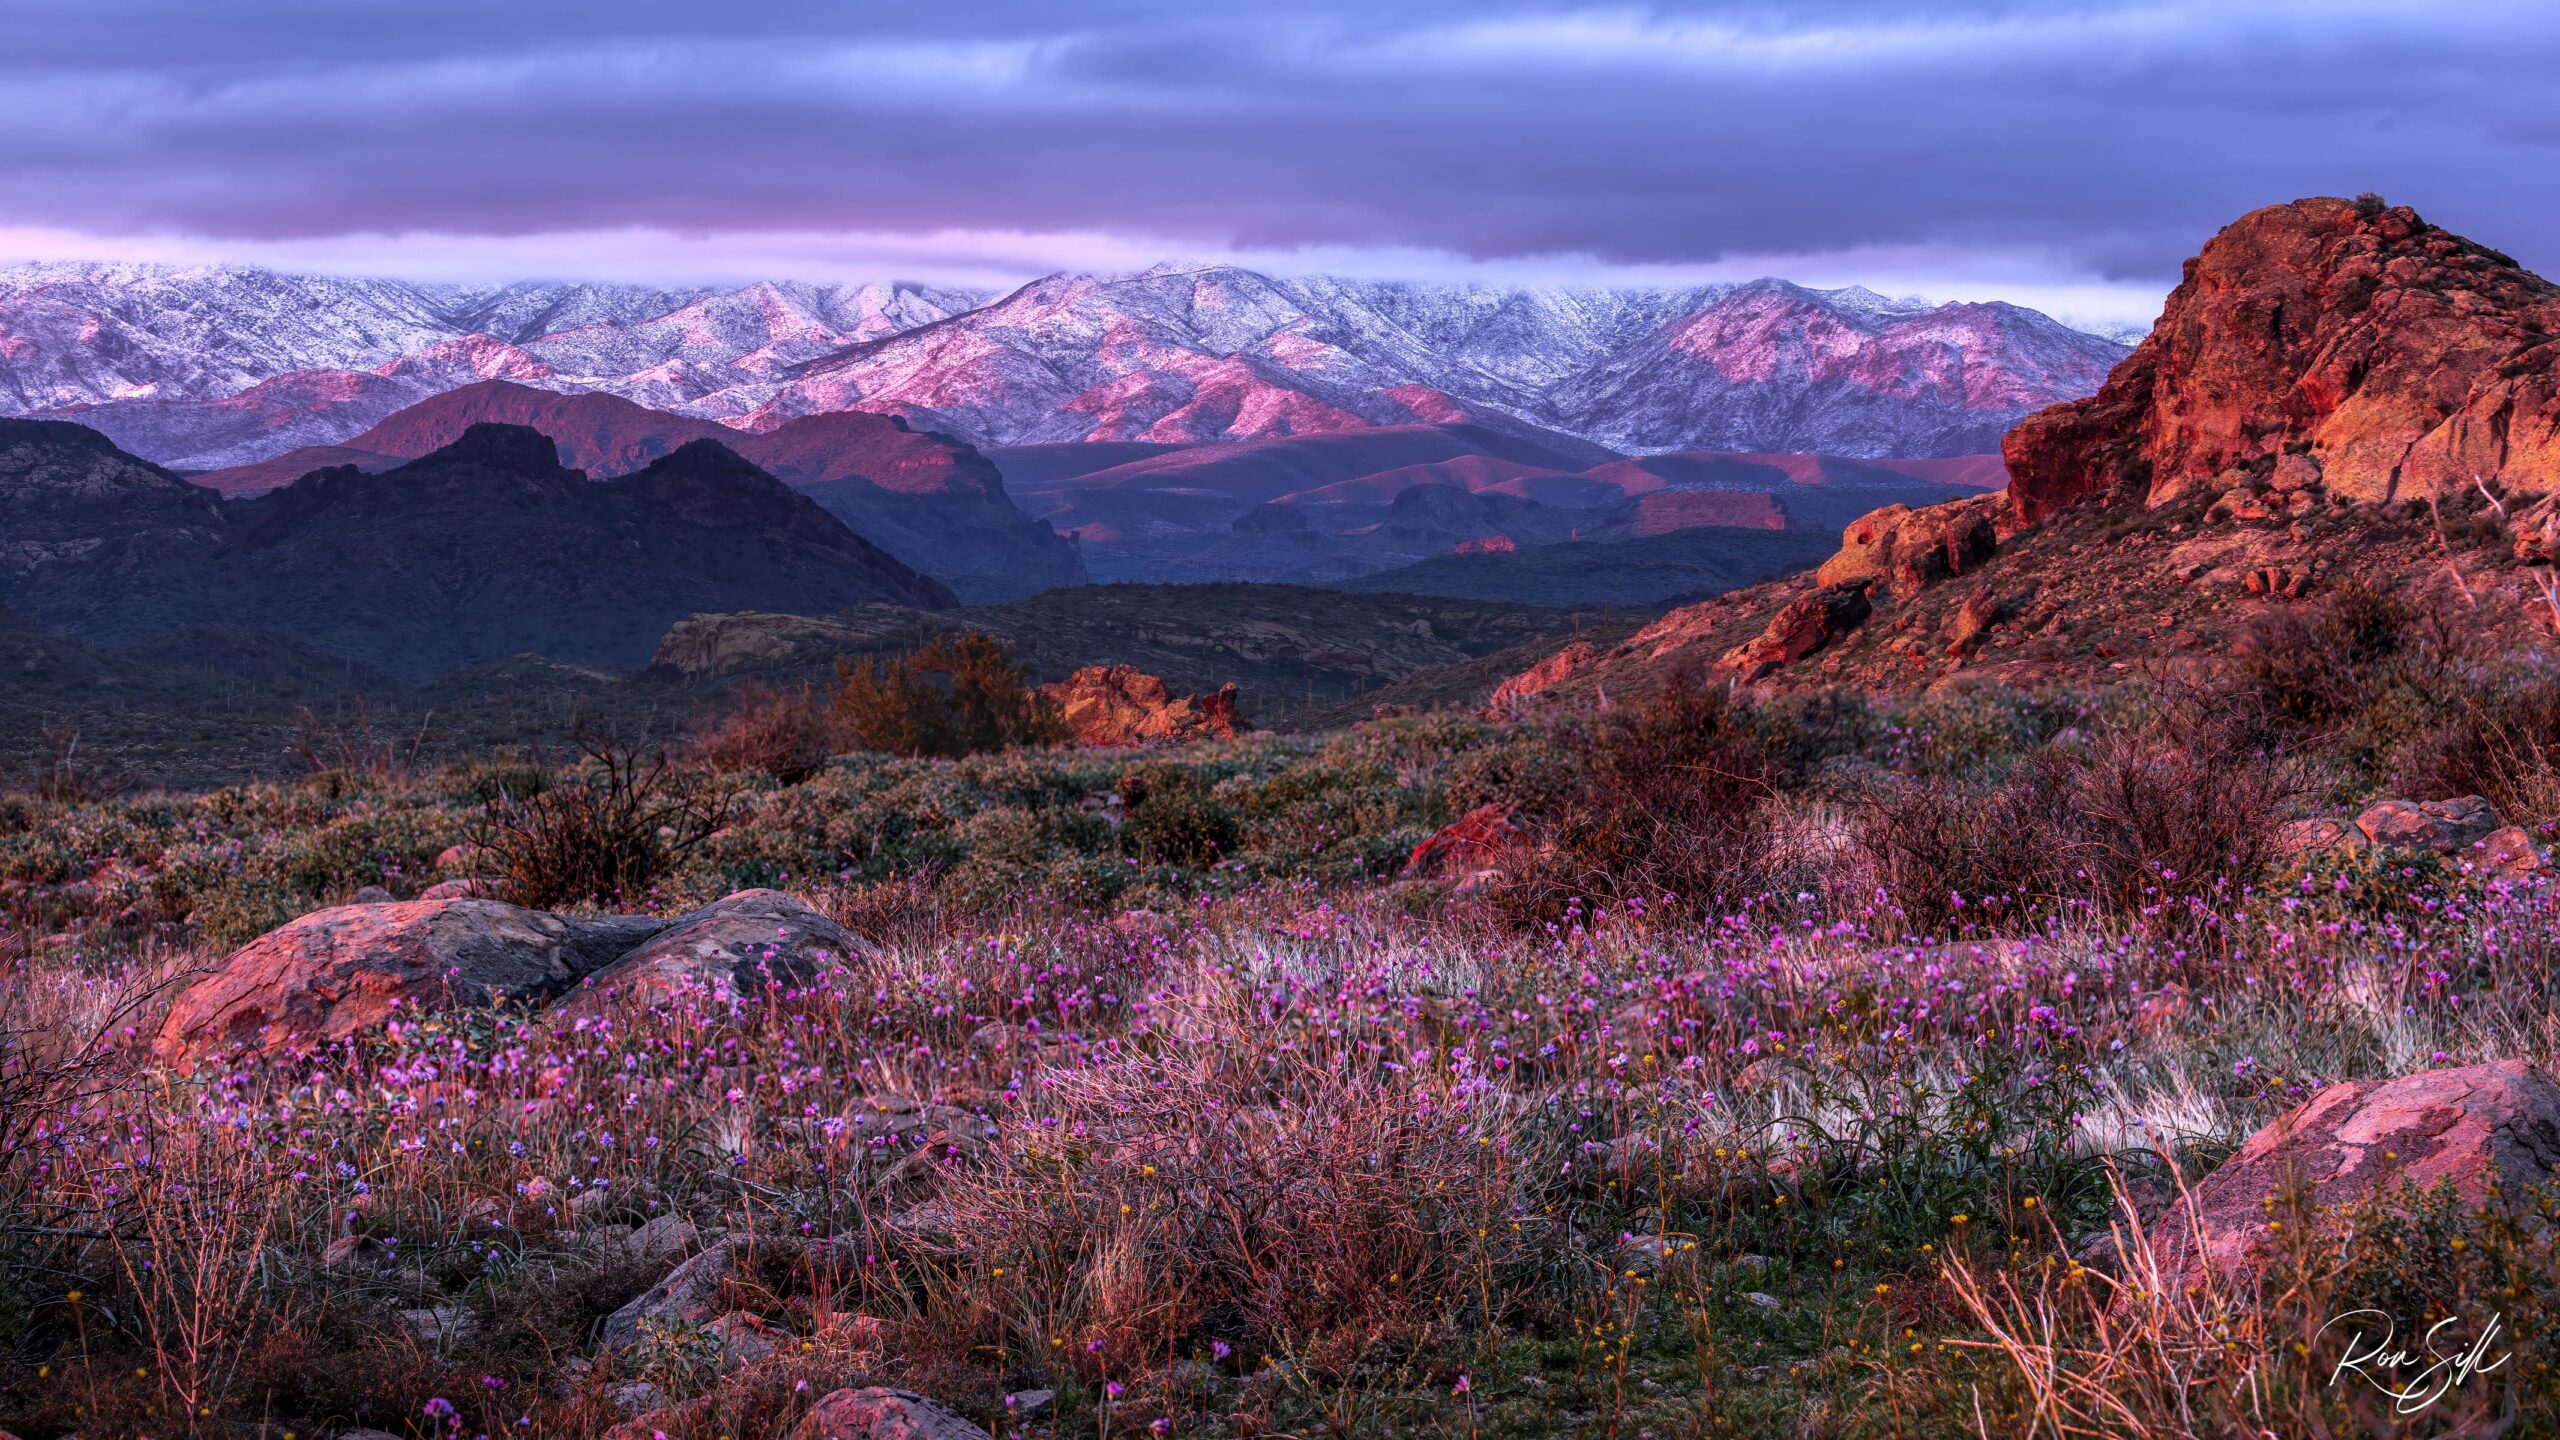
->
[652,584,1616,724]
[190,381,1086,599]
[2009,194,2560,517]
[1490,197,2560,704]
[1,420,957,680]
[1002,423,1994,593]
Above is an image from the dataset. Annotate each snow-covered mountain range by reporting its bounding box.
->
[0,260,2131,469]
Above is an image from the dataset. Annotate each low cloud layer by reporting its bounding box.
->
[7,1,2553,325]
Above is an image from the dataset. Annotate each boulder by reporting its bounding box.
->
[154,898,665,1064]
[1717,584,1872,682]
[2355,795,2503,852]
[1042,664,1247,747]
[789,1388,991,1440]
[564,889,870,1013]
[2148,1061,2560,1294]
[1814,498,1999,599]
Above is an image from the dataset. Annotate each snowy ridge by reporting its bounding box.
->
[1,261,2128,467]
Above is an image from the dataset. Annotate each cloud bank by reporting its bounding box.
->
[5,1,2552,326]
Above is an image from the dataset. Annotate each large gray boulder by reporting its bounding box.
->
[155,898,663,1065]
[562,889,870,1013]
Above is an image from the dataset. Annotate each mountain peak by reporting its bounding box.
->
[414,421,569,475]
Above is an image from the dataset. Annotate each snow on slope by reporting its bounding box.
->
[2,260,2127,467]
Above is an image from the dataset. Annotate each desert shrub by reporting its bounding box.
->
[914,1048,1534,1373]
[2386,666,2560,823]
[1849,763,2080,934]
[690,682,830,784]
[1853,702,2297,932]
[1120,763,1238,869]
[286,697,433,782]
[22,724,128,805]
[1492,683,1786,922]
[827,631,1065,759]
[2232,576,2455,736]
[435,755,552,807]
[466,732,736,909]
[2058,709,2300,913]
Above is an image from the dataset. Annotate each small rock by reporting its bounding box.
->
[789,1387,992,1440]
[1403,803,1522,891]
[2356,795,2503,852]
[2276,816,2372,861]
[617,1214,699,1263]
[1002,1389,1056,1420]
[562,890,874,1015]
[349,885,396,904]
[397,1304,481,1346]
[706,1310,780,1368]
[1743,1291,1781,1309]
[322,1232,384,1269]
[419,876,502,901]
[1719,583,1873,682]
[610,1381,664,1416]
[2478,825,2552,876]
[600,1237,743,1351]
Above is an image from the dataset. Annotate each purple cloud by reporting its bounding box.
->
[3,1,2554,318]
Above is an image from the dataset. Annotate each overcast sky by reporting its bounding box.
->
[2,1,2551,327]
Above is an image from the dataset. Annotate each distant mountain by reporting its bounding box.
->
[193,381,1086,599]
[747,265,2126,457]
[2,263,983,464]
[1545,282,2125,455]
[7,261,2126,471]
[0,419,955,679]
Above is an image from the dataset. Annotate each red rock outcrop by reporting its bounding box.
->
[1487,640,1600,710]
[1043,664,1247,746]
[2147,1061,2560,1295]
[1813,495,2001,598]
[1403,803,1523,891]
[2007,196,2560,521]
[1717,584,1872,682]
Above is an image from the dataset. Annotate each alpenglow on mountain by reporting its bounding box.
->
[0,261,2131,468]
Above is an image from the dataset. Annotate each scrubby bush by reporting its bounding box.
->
[466,732,735,908]
[2386,666,2560,824]
[1852,700,2297,932]
[2232,576,2450,732]
[688,683,830,784]
[827,630,1065,759]
[1119,763,1239,869]
[1493,682,1787,922]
